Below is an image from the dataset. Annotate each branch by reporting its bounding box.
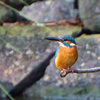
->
[67,67,100,74]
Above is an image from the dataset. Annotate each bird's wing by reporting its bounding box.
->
[55,46,60,58]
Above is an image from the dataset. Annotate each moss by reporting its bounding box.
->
[45,87,72,96]
[43,85,100,97]
[0,24,81,37]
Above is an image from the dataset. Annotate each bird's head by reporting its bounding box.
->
[45,35,76,47]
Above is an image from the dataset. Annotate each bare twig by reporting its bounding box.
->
[67,67,100,74]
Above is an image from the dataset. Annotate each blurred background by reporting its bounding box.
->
[0,0,100,100]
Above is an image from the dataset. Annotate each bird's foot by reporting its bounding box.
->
[62,68,68,73]
[60,68,68,78]
[69,67,74,73]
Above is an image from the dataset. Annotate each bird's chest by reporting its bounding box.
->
[55,46,78,71]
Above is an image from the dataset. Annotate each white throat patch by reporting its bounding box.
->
[70,43,76,46]
[59,42,66,47]
[59,42,76,47]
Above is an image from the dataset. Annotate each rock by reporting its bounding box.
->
[14,61,20,67]
[79,0,100,31]
[44,75,50,81]
[22,0,78,22]
[26,49,33,55]
[0,5,16,22]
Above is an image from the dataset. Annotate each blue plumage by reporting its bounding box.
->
[45,35,78,77]
[62,42,72,47]
[59,35,76,44]
[55,35,75,58]
[55,46,60,58]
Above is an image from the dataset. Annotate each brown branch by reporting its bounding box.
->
[67,67,100,74]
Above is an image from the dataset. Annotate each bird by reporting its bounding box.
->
[45,35,78,77]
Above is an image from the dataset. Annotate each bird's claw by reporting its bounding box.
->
[60,68,74,77]
[69,67,74,73]
[60,69,68,77]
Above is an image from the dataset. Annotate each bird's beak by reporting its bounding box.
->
[45,37,63,42]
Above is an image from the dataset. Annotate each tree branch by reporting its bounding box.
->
[67,67,100,74]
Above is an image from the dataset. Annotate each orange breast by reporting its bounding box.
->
[55,45,78,71]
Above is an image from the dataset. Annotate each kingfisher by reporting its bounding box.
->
[45,35,78,77]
